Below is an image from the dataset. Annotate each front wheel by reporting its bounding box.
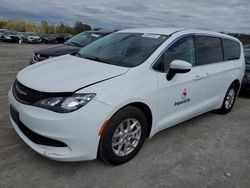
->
[98,106,147,165]
[216,83,238,114]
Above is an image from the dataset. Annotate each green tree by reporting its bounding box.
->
[56,23,65,33]
[48,24,56,33]
[0,18,95,35]
[41,21,49,33]
[0,18,7,28]
[73,21,91,34]
[63,24,74,34]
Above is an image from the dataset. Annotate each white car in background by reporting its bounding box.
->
[9,28,245,165]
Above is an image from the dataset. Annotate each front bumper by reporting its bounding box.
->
[8,90,113,161]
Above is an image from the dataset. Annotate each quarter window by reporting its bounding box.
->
[154,36,195,72]
[196,36,223,65]
[222,39,240,60]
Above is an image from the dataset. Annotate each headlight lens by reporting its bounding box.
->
[33,93,96,113]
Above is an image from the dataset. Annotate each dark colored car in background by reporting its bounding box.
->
[30,30,113,64]
[55,33,73,43]
[39,33,57,44]
[241,49,250,92]
[0,31,20,43]
[244,44,250,49]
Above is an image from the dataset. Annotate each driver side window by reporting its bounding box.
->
[154,36,195,72]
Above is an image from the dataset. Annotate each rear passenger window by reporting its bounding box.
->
[196,36,223,65]
[222,39,240,60]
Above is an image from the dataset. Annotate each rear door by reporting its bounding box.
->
[193,36,235,108]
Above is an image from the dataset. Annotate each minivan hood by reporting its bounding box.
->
[17,55,129,92]
[34,44,80,57]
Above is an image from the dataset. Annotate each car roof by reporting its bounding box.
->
[117,28,184,35]
[117,28,240,42]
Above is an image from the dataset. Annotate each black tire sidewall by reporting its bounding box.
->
[219,84,237,114]
[99,106,147,165]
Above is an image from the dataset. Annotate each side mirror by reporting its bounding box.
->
[167,60,192,81]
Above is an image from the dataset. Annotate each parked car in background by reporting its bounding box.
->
[9,28,245,165]
[244,44,250,49]
[39,33,57,44]
[20,32,42,43]
[0,29,8,38]
[0,31,20,43]
[30,30,113,64]
[17,32,26,42]
[241,48,250,91]
[55,33,73,43]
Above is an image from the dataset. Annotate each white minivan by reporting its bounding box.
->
[9,28,245,165]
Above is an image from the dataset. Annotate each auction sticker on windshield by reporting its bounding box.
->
[142,33,161,39]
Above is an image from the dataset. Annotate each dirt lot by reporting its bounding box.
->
[0,42,250,188]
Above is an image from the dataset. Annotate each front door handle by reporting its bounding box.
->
[193,75,203,80]
[194,73,210,81]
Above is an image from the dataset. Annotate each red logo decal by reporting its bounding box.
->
[182,88,187,99]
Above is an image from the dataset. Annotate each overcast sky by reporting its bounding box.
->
[0,0,249,33]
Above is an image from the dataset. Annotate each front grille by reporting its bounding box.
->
[13,80,46,104]
[12,80,73,105]
[10,105,67,147]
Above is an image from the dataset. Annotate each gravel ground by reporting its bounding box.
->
[0,42,250,188]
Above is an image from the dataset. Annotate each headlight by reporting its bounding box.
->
[33,93,96,113]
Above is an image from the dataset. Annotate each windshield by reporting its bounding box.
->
[78,33,168,67]
[65,32,106,47]
[245,50,250,64]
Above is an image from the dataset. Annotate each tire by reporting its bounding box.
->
[216,83,238,114]
[98,106,147,165]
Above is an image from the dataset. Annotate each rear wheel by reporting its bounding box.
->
[98,106,147,165]
[216,83,238,114]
